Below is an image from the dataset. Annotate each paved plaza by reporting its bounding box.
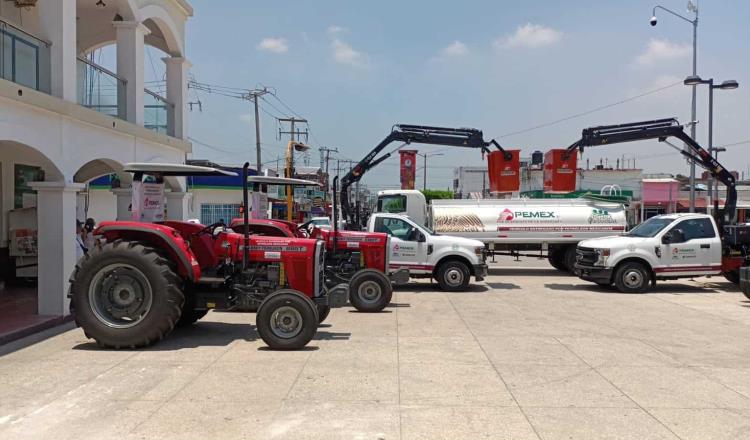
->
[2,257,750,440]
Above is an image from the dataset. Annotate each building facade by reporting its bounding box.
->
[0,0,193,333]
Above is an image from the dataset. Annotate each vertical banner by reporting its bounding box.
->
[251,191,269,219]
[399,150,418,190]
[131,181,165,222]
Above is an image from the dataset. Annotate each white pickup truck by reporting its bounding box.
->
[366,212,488,291]
[575,213,743,293]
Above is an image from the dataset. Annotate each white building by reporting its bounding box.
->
[0,0,193,330]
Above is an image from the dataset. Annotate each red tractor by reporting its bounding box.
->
[230,176,406,316]
[68,163,347,350]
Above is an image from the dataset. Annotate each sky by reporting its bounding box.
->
[169,0,750,192]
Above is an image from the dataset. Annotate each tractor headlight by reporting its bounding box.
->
[594,248,610,266]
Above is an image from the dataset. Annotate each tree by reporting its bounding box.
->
[420,189,453,203]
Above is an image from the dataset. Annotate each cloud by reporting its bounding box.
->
[634,38,690,66]
[327,25,346,35]
[495,23,562,49]
[439,40,468,57]
[257,37,288,53]
[332,39,366,67]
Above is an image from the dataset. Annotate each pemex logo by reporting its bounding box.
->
[498,208,515,222]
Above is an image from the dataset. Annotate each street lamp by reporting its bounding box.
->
[682,75,739,213]
[417,152,444,190]
[651,1,699,211]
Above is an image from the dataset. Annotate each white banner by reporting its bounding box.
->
[251,192,269,219]
[132,181,165,222]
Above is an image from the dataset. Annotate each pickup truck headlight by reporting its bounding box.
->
[475,246,486,262]
[594,248,610,267]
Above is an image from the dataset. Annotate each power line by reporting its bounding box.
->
[496,80,684,139]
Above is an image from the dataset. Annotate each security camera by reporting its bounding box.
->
[649,16,658,26]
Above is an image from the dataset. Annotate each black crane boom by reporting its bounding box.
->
[340,124,507,229]
[566,118,737,229]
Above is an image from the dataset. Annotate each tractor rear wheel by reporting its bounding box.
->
[69,240,184,349]
[348,269,393,312]
[256,289,318,350]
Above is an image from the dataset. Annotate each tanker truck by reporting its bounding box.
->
[375,189,628,272]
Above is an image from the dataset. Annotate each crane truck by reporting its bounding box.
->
[570,118,750,293]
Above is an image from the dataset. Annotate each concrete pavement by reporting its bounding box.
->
[2,257,750,439]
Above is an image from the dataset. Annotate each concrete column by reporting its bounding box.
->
[29,181,85,316]
[165,191,192,221]
[111,187,133,221]
[38,0,77,101]
[113,21,150,126]
[163,57,191,139]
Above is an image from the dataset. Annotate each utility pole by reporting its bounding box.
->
[319,147,339,201]
[278,117,309,221]
[242,87,271,174]
[417,152,445,191]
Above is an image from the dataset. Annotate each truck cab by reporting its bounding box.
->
[367,212,488,291]
[575,213,723,293]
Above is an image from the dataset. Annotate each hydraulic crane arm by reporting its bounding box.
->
[566,118,738,229]
[340,124,509,228]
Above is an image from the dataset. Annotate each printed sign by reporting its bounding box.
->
[399,150,418,190]
[132,181,165,222]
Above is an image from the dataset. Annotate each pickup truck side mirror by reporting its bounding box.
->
[662,229,686,244]
[417,232,426,243]
[661,232,673,244]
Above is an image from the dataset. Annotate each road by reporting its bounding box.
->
[2,257,750,439]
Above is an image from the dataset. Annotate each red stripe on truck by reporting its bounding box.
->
[654,265,722,273]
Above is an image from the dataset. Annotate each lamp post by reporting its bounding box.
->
[417,152,444,190]
[683,75,739,213]
[650,1,699,212]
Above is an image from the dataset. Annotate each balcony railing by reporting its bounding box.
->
[144,88,174,136]
[77,56,127,120]
[0,18,50,92]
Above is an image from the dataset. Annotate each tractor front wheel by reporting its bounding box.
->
[69,240,184,349]
[256,289,318,350]
[348,269,393,312]
[317,304,331,325]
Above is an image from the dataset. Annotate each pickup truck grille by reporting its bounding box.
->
[576,247,598,266]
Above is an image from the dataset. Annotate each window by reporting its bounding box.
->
[374,217,415,241]
[671,218,716,241]
[627,216,672,237]
[377,195,406,213]
[200,203,240,225]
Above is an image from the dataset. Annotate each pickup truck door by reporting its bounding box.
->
[658,218,722,276]
[372,216,429,273]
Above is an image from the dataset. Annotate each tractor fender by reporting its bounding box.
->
[95,221,201,281]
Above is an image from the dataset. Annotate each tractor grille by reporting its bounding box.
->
[314,241,325,297]
[576,247,598,266]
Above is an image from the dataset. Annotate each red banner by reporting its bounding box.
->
[399,150,418,190]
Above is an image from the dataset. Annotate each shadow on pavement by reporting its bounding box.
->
[544,282,722,295]
[487,282,522,290]
[489,267,568,277]
[395,283,490,294]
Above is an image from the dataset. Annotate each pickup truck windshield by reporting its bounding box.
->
[377,195,406,213]
[626,217,673,237]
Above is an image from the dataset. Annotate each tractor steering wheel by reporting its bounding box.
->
[194,221,226,237]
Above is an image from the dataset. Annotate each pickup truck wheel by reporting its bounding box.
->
[614,262,651,294]
[547,248,567,272]
[436,260,471,291]
[724,270,740,284]
[69,240,184,349]
[257,289,318,350]
[348,269,393,313]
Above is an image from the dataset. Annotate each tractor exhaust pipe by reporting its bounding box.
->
[242,162,250,270]
[332,176,339,253]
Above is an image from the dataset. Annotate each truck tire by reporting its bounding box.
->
[317,304,331,324]
[176,293,209,326]
[349,269,393,312]
[256,289,318,350]
[562,246,577,273]
[436,260,471,291]
[723,270,740,285]
[547,248,568,272]
[69,240,184,349]
[613,262,652,294]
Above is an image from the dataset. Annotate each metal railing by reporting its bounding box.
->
[0,18,50,92]
[77,56,127,120]
[144,88,174,136]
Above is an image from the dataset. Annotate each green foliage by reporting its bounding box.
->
[420,189,454,203]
